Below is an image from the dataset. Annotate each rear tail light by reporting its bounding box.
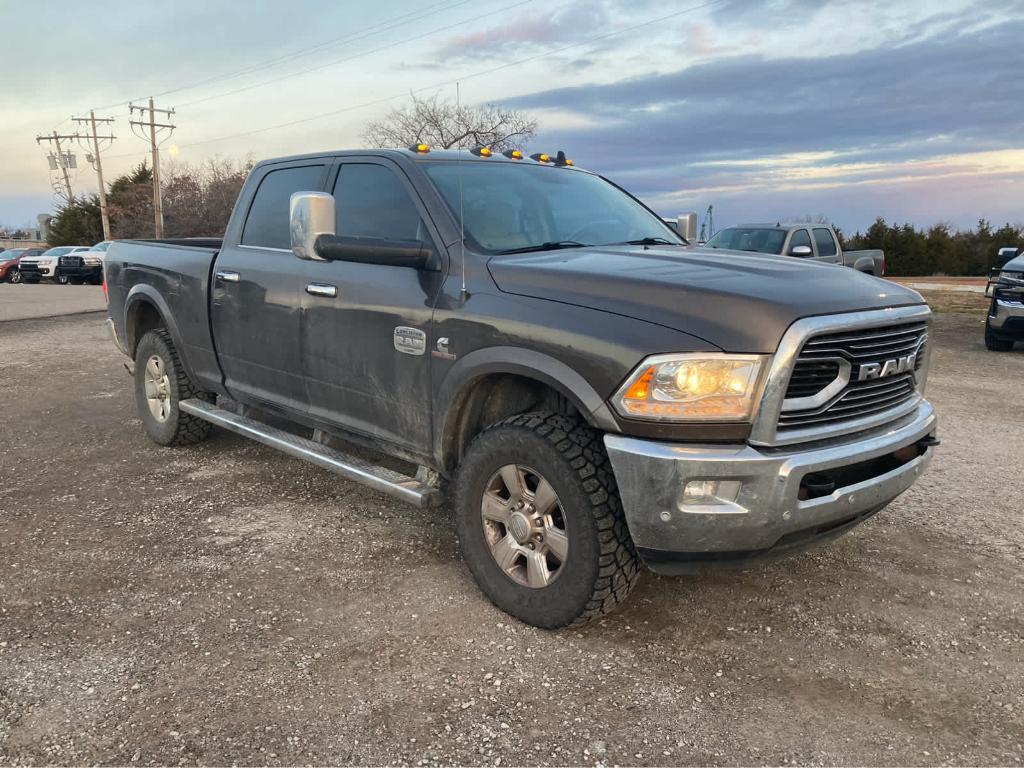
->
[102,268,108,304]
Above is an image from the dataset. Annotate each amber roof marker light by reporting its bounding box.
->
[530,152,551,163]
[470,146,493,157]
[408,143,430,153]
[503,149,524,159]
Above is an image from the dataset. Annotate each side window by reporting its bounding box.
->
[333,164,424,242]
[813,228,837,257]
[789,229,812,254]
[241,164,324,250]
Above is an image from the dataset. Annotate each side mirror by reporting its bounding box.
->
[790,245,813,257]
[676,212,698,242]
[290,191,335,261]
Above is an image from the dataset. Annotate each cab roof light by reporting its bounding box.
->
[470,146,493,157]
[554,150,573,167]
[530,152,551,163]
[408,143,430,153]
[503,149,524,160]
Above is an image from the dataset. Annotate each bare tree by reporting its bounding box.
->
[363,93,537,151]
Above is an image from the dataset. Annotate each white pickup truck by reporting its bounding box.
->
[704,223,885,276]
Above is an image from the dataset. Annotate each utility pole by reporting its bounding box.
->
[73,111,116,240]
[129,98,175,237]
[36,131,80,203]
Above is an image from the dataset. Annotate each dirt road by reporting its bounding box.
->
[0,313,1021,766]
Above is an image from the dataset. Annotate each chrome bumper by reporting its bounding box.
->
[605,401,937,572]
[988,298,1024,332]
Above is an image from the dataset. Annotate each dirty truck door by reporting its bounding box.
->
[298,160,444,454]
[211,162,327,413]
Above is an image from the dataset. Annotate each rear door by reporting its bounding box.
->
[211,161,328,414]
[296,158,445,454]
[812,227,841,265]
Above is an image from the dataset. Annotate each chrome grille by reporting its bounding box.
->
[779,321,927,432]
[60,255,84,268]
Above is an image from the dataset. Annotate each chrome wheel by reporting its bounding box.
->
[9,269,20,284]
[143,355,172,422]
[481,464,569,589]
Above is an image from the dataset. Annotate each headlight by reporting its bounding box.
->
[613,353,766,421]
[84,256,102,265]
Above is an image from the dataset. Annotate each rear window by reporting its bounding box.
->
[813,228,837,257]
[241,164,325,250]
[706,227,786,254]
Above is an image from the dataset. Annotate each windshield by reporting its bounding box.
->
[706,227,787,254]
[422,162,682,254]
[91,241,111,251]
[40,246,76,258]
[0,249,24,260]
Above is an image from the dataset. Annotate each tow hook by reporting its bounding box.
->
[917,435,941,449]
[123,361,135,376]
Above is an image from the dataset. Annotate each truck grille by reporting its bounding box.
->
[60,255,84,268]
[778,321,927,432]
[18,262,41,275]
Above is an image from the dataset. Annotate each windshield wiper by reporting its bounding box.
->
[497,240,591,255]
[614,237,681,246]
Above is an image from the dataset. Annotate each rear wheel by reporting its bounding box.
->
[454,412,640,628]
[134,328,212,446]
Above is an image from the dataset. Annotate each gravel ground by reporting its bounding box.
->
[0,284,106,322]
[0,312,1021,766]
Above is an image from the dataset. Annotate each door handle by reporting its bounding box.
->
[306,283,338,298]
[216,270,240,283]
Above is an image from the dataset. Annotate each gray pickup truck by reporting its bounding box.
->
[985,252,1024,350]
[705,222,885,275]
[104,147,937,628]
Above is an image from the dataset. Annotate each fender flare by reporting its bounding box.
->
[123,284,199,384]
[433,346,619,463]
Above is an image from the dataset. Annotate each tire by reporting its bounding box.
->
[5,268,19,284]
[454,412,640,628]
[134,328,212,446]
[56,273,69,285]
[985,322,1014,351]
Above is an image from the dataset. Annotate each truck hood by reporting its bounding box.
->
[487,245,924,352]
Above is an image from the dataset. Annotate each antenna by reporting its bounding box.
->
[457,81,467,299]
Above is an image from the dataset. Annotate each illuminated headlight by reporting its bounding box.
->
[613,353,766,421]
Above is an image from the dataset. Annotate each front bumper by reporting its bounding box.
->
[18,262,53,278]
[988,298,1024,337]
[58,264,102,279]
[605,400,937,573]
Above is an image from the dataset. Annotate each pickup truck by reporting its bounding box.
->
[984,252,1024,350]
[705,222,885,275]
[104,147,938,628]
[18,245,92,283]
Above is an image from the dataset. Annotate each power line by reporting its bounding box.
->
[85,0,473,113]
[171,0,726,152]
[177,0,533,108]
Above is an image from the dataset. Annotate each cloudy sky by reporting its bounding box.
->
[2,0,1022,232]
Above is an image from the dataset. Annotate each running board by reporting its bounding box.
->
[179,398,441,508]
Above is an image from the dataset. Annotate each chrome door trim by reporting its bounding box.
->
[215,270,240,283]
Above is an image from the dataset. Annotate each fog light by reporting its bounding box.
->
[679,479,745,514]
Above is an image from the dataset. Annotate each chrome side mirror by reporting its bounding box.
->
[290,191,336,261]
[790,245,813,257]
[676,212,698,242]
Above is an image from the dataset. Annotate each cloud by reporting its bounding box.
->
[501,17,1024,228]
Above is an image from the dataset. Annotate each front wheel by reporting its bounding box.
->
[5,268,19,284]
[985,321,1014,351]
[134,329,212,446]
[56,273,69,285]
[454,412,640,628]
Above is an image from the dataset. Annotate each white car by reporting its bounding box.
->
[18,245,92,283]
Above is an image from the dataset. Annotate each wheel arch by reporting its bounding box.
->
[434,346,618,474]
[123,285,199,384]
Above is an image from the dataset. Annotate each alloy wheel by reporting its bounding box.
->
[144,355,172,422]
[481,464,569,588]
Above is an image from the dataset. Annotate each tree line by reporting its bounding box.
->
[841,218,1023,277]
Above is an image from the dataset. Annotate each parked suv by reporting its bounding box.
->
[0,247,45,283]
[18,246,91,283]
[104,147,937,628]
[59,241,112,284]
[985,252,1024,350]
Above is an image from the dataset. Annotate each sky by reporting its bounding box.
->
[1,0,1022,233]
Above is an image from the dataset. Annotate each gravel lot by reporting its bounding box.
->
[0,284,106,322]
[0,311,1021,766]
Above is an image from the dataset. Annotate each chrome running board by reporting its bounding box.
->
[179,398,441,508]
